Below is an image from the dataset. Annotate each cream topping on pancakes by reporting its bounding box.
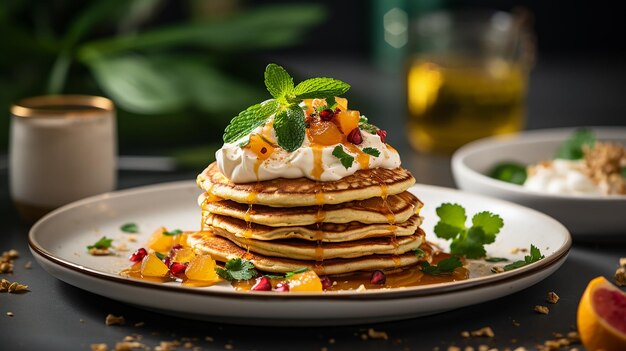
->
[217,114,400,183]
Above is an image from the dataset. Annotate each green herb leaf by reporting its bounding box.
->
[325,96,336,110]
[555,128,596,160]
[120,223,139,233]
[264,63,294,100]
[434,203,504,259]
[485,257,509,262]
[285,267,309,278]
[332,145,355,169]
[264,274,285,279]
[621,167,626,178]
[359,116,378,134]
[215,258,258,281]
[223,101,276,143]
[274,105,306,152]
[163,229,183,236]
[413,248,426,259]
[87,236,113,250]
[362,147,381,157]
[293,77,350,100]
[503,245,545,271]
[155,252,166,260]
[420,256,462,276]
[489,162,527,185]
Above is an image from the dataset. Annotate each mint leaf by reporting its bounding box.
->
[293,77,350,100]
[285,267,309,278]
[362,147,380,157]
[489,162,527,185]
[163,229,183,236]
[420,256,462,275]
[485,257,509,262]
[223,101,278,143]
[555,128,595,160]
[434,203,504,259]
[120,223,138,233]
[87,236,113,250]
[503,244,545,271]
[274,106,306,152]
[155,252,166,260]
[332,145,354,169]
[325,96,336,109]
[215,258,257,281]
[264,63,294,100]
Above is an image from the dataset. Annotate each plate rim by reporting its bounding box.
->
[29,181,572,301]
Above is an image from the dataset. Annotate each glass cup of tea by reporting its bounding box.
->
[406,9,534,154]
[9,95,117,221]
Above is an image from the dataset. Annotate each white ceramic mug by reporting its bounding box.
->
[9,95,117,221]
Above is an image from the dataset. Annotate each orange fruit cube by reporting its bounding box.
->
[307,121,344,146]
[334,97,348,110]
[288,270,323,292]
[147,227,174,253]
[140,253,169,277]
[172,248,196,263]
[185,255,219,281]
[334,110,360,135]
[246,134,275,160]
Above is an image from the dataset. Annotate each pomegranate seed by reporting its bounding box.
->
[163,257,171,267]
[376,129,387,143]
[334,107,341,115]
[347,128,363,145]
[169,262,187,275]
[171,244,183,251]
[274,283,290,292]
[370,270,386,285]
[320,276,333,290]
[251,276,272,291]
[129,248,147,262]
[319,109,334,121]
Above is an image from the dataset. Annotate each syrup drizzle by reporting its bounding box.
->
[311,145,324,180]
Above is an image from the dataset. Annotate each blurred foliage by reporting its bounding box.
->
[0,0,326,159]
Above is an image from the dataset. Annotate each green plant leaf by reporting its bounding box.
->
[489,162,527,185]
[273,105,306,152]
[420,257,462,276]
[88,55,185,114]
[293,77,350,99]
[471,212,503,240]
[223,100,279,143]
[555,128,595,160]
[215,258,257,281]
[120,223,138,233]
[362,147,380,157]
[264,63,294,100]
[332,145,355,169]
[78,4,326,61]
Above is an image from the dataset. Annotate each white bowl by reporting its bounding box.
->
[452,127,626,237]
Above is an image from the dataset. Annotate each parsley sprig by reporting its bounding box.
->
[223,63,350,151]
[420,256,462,276]
[434,203,504,259]
[555,128,595,160]
[332,145,354,169]
[503,245,545,271]
[215,258,258,281]
[87,236,113,250]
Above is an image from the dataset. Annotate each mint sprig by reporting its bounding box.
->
[215,258,257,281]
[223,63,351,151]
[332,145,354,169]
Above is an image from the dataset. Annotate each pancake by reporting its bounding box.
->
[214,228,424,260]
[199,191,422,227]
[197,162,415,207]
[187,231,432,275]
[205,213,422,242]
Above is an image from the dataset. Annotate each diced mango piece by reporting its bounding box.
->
[307,121,344,146]
[334,110,360,135]
[185,255,219,281]
[303,98,327,115]
[172,248,196,263]
[247,134,275,160]
[173,232,188,247]
[140,253,169,277]
[147,227,174,253]
[334,97,348,110]
[288,270,323,292]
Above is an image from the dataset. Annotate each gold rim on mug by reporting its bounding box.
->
[10,95,115,118]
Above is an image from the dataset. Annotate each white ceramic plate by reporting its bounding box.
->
[452,127,626,237]
[29,181,571,326]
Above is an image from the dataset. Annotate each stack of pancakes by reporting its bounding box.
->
[190,162,431,275]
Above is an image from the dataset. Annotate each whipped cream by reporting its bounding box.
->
[216,116,400,183]
[523,159,601,195]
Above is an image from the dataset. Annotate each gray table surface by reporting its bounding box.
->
[1,55,625,350]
